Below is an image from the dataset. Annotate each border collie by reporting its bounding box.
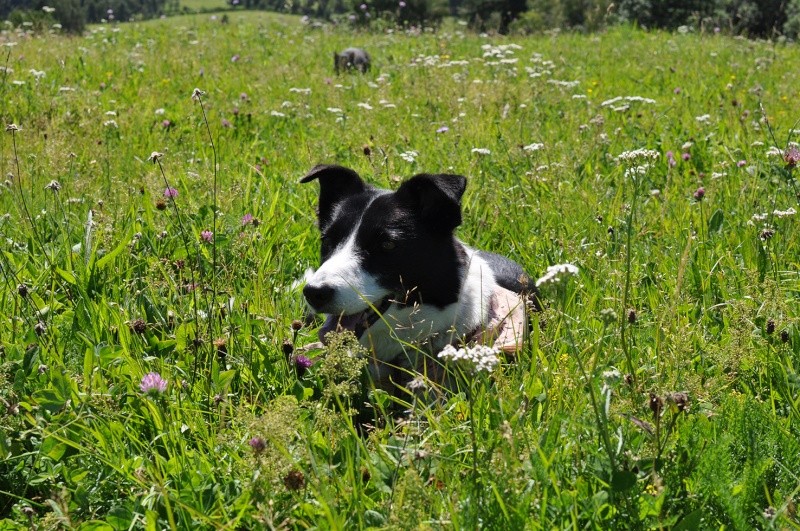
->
[301,164,536,390]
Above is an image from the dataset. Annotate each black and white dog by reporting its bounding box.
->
[301,164,536,389]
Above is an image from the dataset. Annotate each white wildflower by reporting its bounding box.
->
[438,343,501,375]
[624,164,650,179]
[357,102,373,110]
[399,150,418,163]
[617,149,660,165]
[471,148,491,155]
[536,263,579,287]
[625,96,656,104]
[326,107,343,114]
[695,114,712,123]
[547,79,580,88]
[601,96,656,107]
[523,143,544,152]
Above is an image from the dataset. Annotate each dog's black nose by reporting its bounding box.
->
[303,284,334,310]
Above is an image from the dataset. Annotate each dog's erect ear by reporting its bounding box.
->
[396,173,467,232]
[301,164,366,227]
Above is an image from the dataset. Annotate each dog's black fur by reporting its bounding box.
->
[301,164,537,393]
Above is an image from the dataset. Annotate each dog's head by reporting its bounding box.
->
[301,164,468,336]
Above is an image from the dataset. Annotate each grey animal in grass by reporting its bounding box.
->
[333,48,371,74]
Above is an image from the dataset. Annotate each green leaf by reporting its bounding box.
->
[33,388,68,414]
[40,436,67,461]
[610,470,637,492]
[76,521,115,531]
[672,509,703,531]
[363,510,385,526]
[56,267,77,285]
[708,209,724,233]
[95,225,135,271]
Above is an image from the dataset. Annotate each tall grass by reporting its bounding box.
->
[0,13,799,528]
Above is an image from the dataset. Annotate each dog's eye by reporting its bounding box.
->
[381,240,396,251]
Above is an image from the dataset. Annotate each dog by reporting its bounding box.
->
[301,164,537,391]
[333,48,371,74]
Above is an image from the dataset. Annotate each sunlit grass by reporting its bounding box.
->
[0,12,799,528]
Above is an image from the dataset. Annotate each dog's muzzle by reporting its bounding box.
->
[316,297,393,343]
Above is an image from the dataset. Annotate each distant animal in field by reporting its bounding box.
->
[301,164,538,392]
[333,48,371,74]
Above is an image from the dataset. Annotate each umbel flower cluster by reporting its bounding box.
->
[535,263,579,287]
[437,344,501,375]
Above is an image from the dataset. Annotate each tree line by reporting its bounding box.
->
[4,0,800,38]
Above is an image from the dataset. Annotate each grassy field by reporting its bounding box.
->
[178,0,230,13]
[1,11,799,529]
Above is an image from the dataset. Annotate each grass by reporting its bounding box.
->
[0,11,799,529]
[178,0,230,13]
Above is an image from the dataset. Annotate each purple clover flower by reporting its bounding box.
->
[164,187,178,198]
[242,213,254,225]
[200,230,213,243]
[784,146,800,167]
[436,125,449,134]
[249,436,266,454]
[294,355,313,376]
[693,187,705,201]
[682,152,691,161]
[140,372,167,396]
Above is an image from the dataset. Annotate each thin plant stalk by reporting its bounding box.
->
[153,156,203,387]
[192,89,219,392]
[620,175,639,388]
[561,287,618,474]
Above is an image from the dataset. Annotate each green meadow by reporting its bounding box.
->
[1,11,799,529]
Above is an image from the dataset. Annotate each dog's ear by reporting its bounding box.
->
[396,173,467,232]
[301,164,366,227]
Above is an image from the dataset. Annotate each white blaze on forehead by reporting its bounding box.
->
[306,201,390,314]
